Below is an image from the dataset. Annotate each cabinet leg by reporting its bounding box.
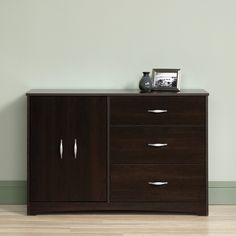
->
[27,207,36,216]
[197,208,209,216]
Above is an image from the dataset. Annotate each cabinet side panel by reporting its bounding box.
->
[27,96,30,213]
[205,96,209,215]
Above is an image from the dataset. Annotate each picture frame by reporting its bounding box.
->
[152,68,181,91]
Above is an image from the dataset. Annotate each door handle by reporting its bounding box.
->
[148,143,168,147]
[148,109,167,113]
[74,139,78,159]
[60,139,63,159]
[148,181,168,186]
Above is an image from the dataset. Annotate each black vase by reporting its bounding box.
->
[139,72,152,92]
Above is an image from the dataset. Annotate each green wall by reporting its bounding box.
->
[0,181,26,204]
[0,1,236,189]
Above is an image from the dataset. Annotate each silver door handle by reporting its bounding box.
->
[74,139,77,159]
[148,143,168,147]
[60,139,63,159]
[148,181,168,186]
[148,109,167,113]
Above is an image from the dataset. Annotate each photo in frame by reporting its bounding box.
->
[152,68,181,91]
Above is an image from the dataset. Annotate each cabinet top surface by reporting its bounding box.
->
[26,89,209,96]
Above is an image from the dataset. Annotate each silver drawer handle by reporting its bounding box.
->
[148,181,168,186]
[74,139,78,159]
[148,143,168,147]
[148,109,167,113]
[60,139,63,159]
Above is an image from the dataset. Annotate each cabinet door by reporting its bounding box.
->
[29,96,107,202]
[65,96,107,201]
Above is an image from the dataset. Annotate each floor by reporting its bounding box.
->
[0,206,235,235]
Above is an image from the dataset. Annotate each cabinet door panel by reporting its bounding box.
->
[29,96,107,202]
[29,97,69,201]
[66,97,107,201]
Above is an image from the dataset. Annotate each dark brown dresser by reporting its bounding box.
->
[27,89,209,215]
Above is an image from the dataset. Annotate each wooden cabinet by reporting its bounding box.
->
[27,89,208,216]
[29,96,107,202]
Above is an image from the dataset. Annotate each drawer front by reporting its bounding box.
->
[111,165,205,202]
[110,96,206,125]
[111,127,205,164]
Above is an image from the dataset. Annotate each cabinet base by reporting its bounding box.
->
[28,202,208,216]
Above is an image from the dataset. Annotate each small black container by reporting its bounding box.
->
[139,72,152,92]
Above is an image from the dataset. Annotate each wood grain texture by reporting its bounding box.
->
[111,164,205,202]
[110,96,206,125]
[111,126,205,164]
[29,96,68,202]
[27,91,208,216]
[29,96,107,202]
[28,201,207,216]
[0,205,235,235]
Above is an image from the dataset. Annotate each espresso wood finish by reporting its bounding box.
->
[111,126,205,164]
[27,89,208,216]
[29,96,68,201]
[110,96,205,125]
[29,96,107,202]
[111,164,205,202]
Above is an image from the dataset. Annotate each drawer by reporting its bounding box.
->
[111,164,205,202]
[111,127,205,164]
[110,96,206,125]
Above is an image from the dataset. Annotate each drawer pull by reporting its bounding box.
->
[148,181,168,186]
[148,109,167,113]
[148,143,168,147]
[74,139,78,159]
[60,139,63,159]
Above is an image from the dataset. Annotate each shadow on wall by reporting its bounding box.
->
[0,95,27,180]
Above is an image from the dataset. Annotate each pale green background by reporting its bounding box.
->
[0,0,235,181]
